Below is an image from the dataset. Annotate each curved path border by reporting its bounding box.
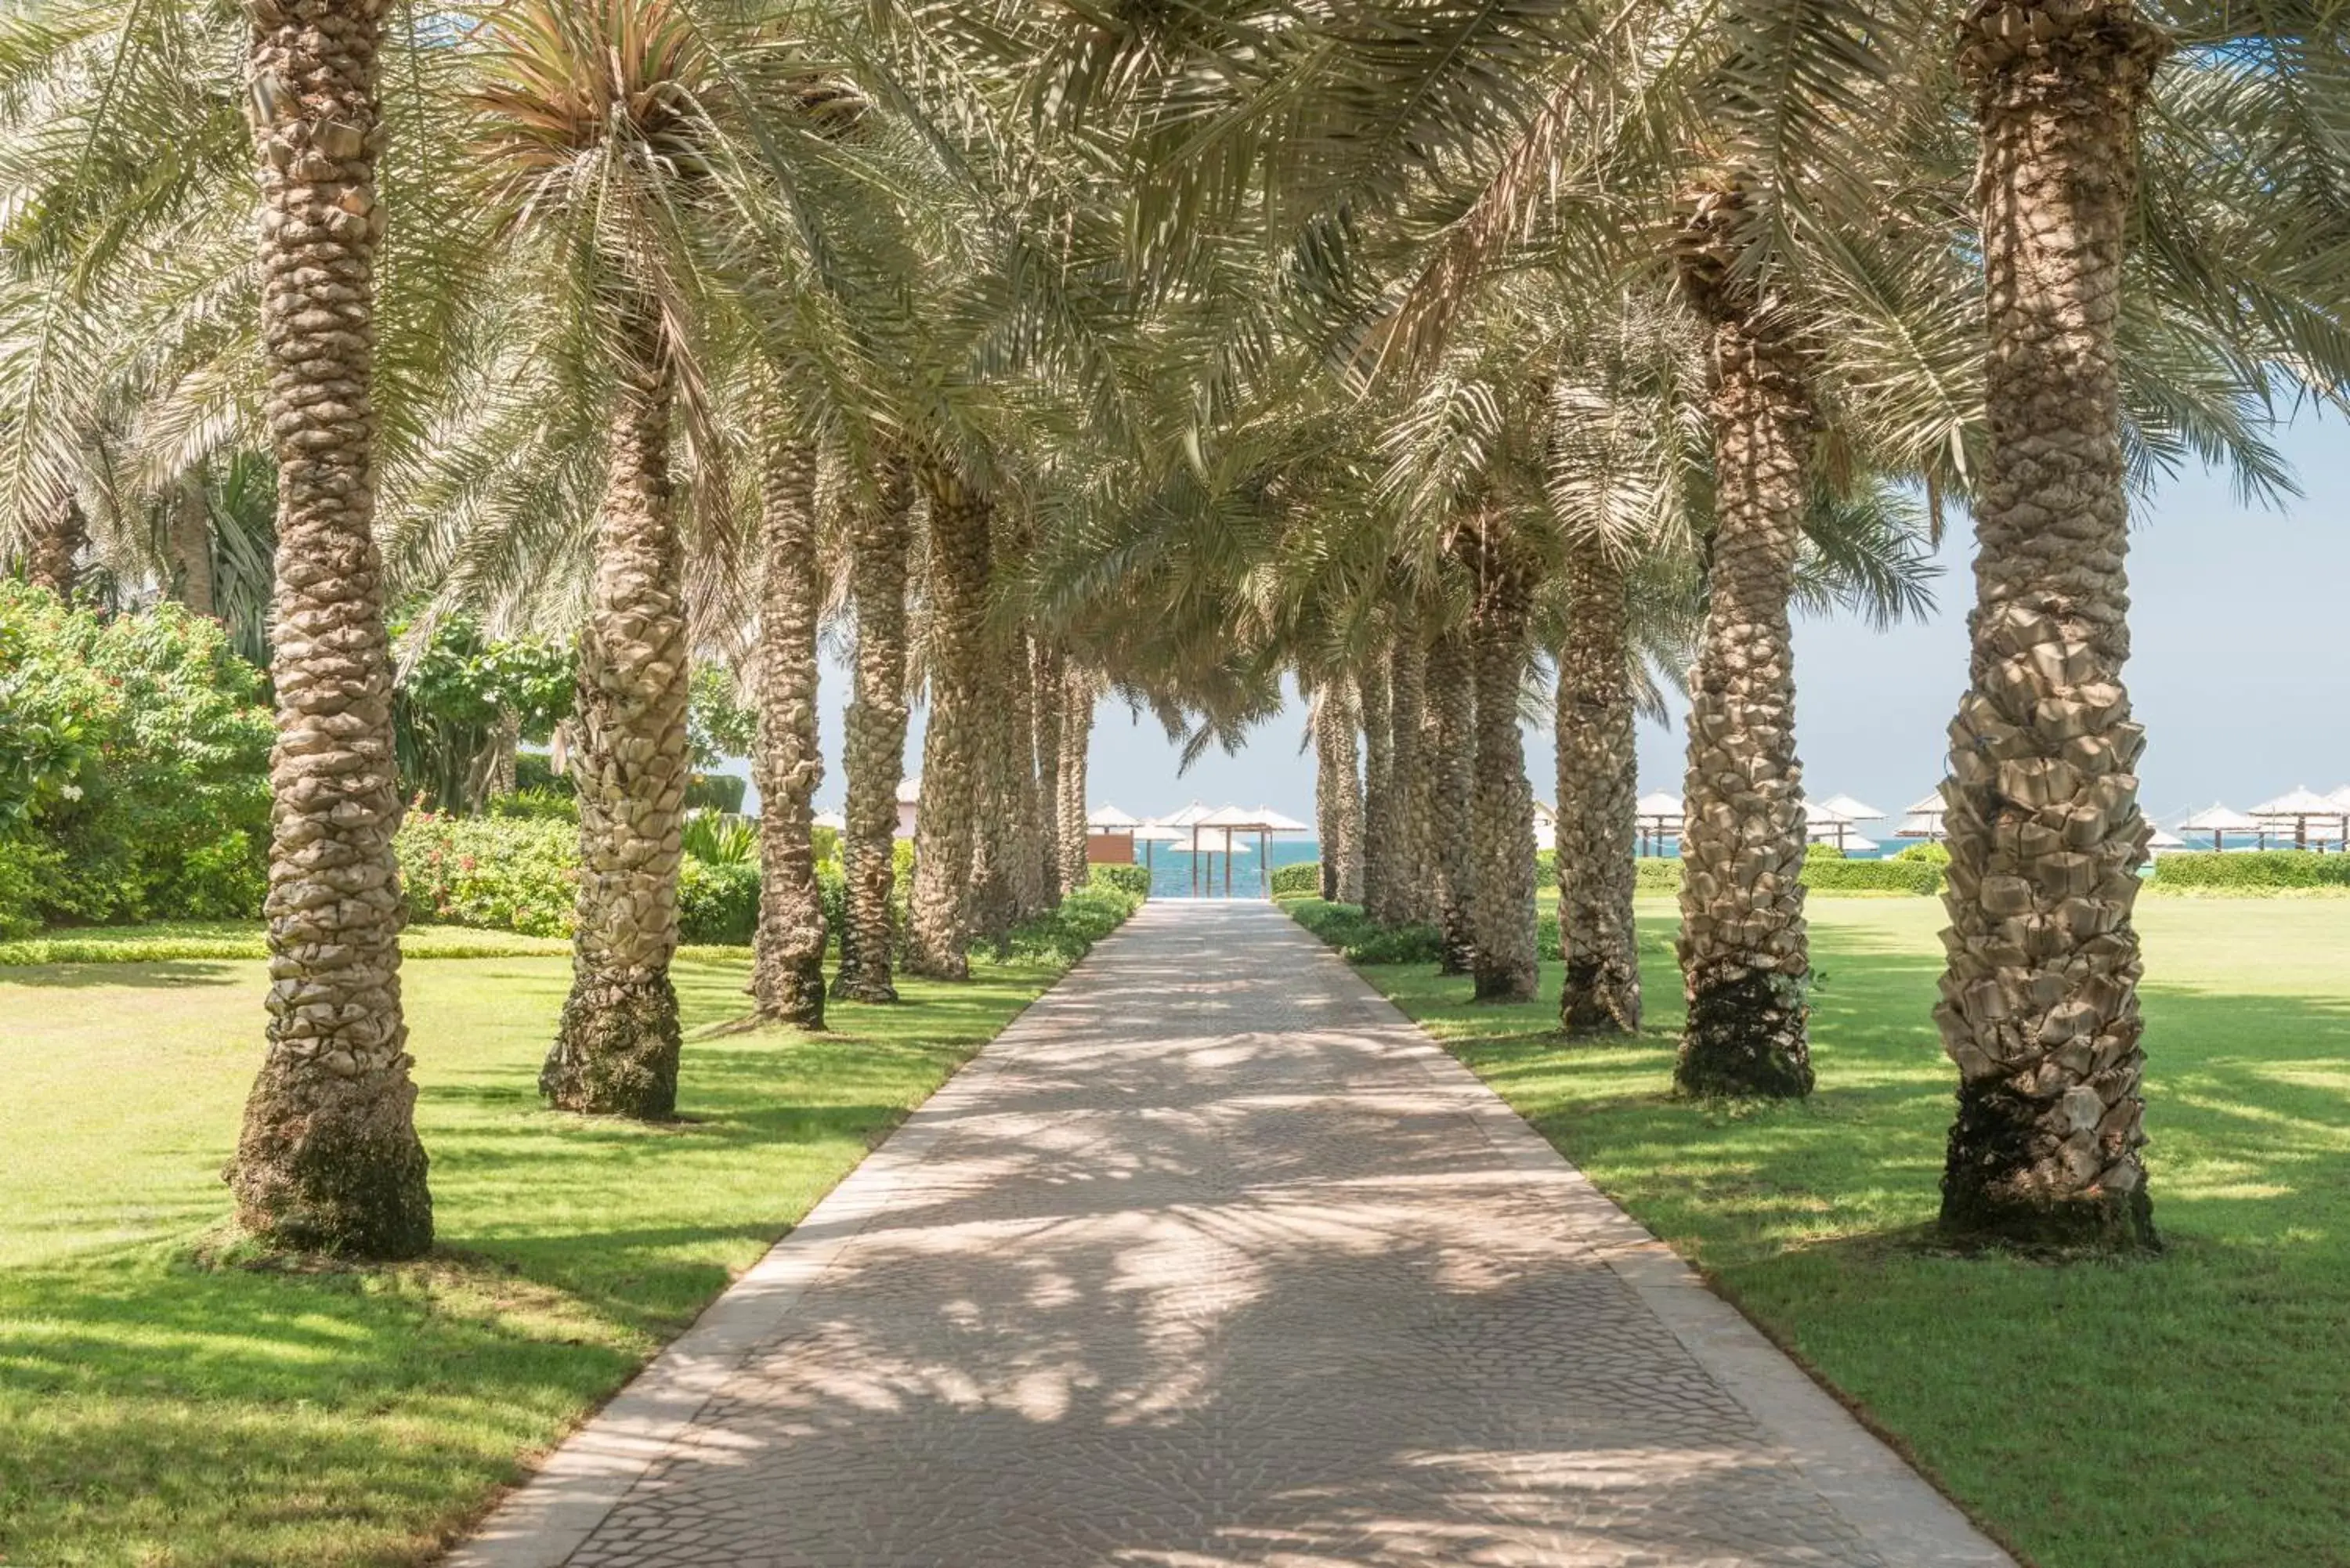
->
[450,900,2014,1568]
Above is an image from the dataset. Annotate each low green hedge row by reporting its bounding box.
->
[1085,863,1153,899]
[1285,899,1445,963]
[2148,851,2350,891]
[1270,860,1321,898]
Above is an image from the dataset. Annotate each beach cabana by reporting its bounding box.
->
[2177,804,2261,851]
[1895,791,1946,841]
[1085,804,1141,866]
[1634,791,1683,858]
[2146,827,2187,855]
[2251,787,2346,851]
[1155,802,1220,895]
[1130,822,1186,878]
[1806,799,1867,852]
[1199,804,1285,898]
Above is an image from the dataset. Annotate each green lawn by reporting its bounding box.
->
[1355,896,2350,1568]
[0,941,1068,1568]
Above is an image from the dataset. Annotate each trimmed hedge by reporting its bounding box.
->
[1635,858,1681,894]
[396,813,580,937]
[678,859,760,944]
[1085,863,1152,899]
[2149,851,2350,892]
[1799,845,1941,894]
[1271,859,1321,898]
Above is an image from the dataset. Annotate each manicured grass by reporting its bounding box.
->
[0,942,1072,1567]
[1349,897,2350,1568]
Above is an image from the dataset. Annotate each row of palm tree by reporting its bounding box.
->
[2,0,2345,1261]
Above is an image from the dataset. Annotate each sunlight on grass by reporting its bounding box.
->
[1354,895,2350,1568]
[0,945,1062,1568]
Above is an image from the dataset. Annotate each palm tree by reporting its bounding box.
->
[833,455,914,1003]
[1425,625,1477,971]
[1055,660,1093,892]
[1467,522,1538,1003]
[1932,0,2170,1248]
[906,457,991,979]
[464,0,714,1116]
[227,0,431,1256]
[750,432,826,1028]
[1553,531,1643,1033]
[1032,636,1065,899]
[1385,625,1432,925]
[1358,653,1395,918]
[1311,677,1365,902]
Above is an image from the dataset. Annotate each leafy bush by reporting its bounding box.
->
[2149,851,2350,892]
[678,858,760,944]
[1004,883,1143,964]
[395,812,580,937]
[1285,898,1444,964]
[1535,847,1558,886]
[513,752,574,795]
[1271,859,1321,898]
[0,836,52,941]
[0,586,273,927]
[1891,840,1950,864]
[1084,863,1152,899]
[1800,851,1941,894]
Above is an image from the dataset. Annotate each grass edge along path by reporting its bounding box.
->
[0,896,1137,1568]
[1284,894,2350,1568]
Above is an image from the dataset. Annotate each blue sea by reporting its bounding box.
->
[1141,837,1322,899]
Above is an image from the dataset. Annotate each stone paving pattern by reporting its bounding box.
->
[457,901,2014,1568]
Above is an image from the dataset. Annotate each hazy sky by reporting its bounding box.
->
[802,414,2348,834]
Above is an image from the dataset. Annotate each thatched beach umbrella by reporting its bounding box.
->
[1635,790,1683,858]
[2178,804,2261,852]
[2251,787,2345,851]
[1895,792,1946,842]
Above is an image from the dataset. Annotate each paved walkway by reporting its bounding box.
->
[453,901,2013,1568]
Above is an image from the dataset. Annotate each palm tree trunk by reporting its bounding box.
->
[1554,536,1641,1034]
[832,457,913,1003]
[1032,638,1065,902]
[1358,658,1395,921]
[1386,632,1431,924]
[1469,538,1538,1002]
[906,461,990,980]
[229,0,429,1256]
[1426,628,1477,974]
[26,493,85,597]
[750,437,826,1029]
[1937,0,2166,1249]
[542,323,690,1116]
[1671,185,1817,1098]
[167,480,215,616]
[1057,663,1092,891]
[1314,681,1365,903]
[487,708,519,797]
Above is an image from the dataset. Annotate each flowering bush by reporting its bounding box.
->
[394,812,580,937]
[0,585,271,927]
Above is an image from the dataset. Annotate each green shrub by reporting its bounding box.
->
[682,811,757,865]
[1084,863,1152,899]
[0,836,53,941]
[1535,847,1558,886]
[1799,852,1941,894]
[1002,883,1144,965]
[0,586,273,927]
[1271,859,1321,898]
[1285,898,1444,964]
[686,772,747,813]
[1891,840,1950,864]
[513,752,574,795]
[2149,851,2350,892]
[1634,858,1683,894]
[487,787,578,822]
[678,858,760,944]
[395,812,580,937]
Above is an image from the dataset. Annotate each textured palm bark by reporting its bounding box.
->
[542,323,690,1117]
[1469,550,1538,1003]
[1057,664,1093,892]
[1671,188,1818,1099]
[750,438,826,1029]
[1314,683,1365,904]
[1937,0,2166,1250]
[228,0,430,1256]
[1386,634,1432,926]
[166,482,215,615]
[25,494,86,597]
[1003,628,1044,919]
[1426,629,1477,973]
[486,709,519,798]
[1358,659,1396,923]
[1032,639,1065,902]
[906,462,991,980]
[832,458,913,1003]
[1554,538,1642,1035]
